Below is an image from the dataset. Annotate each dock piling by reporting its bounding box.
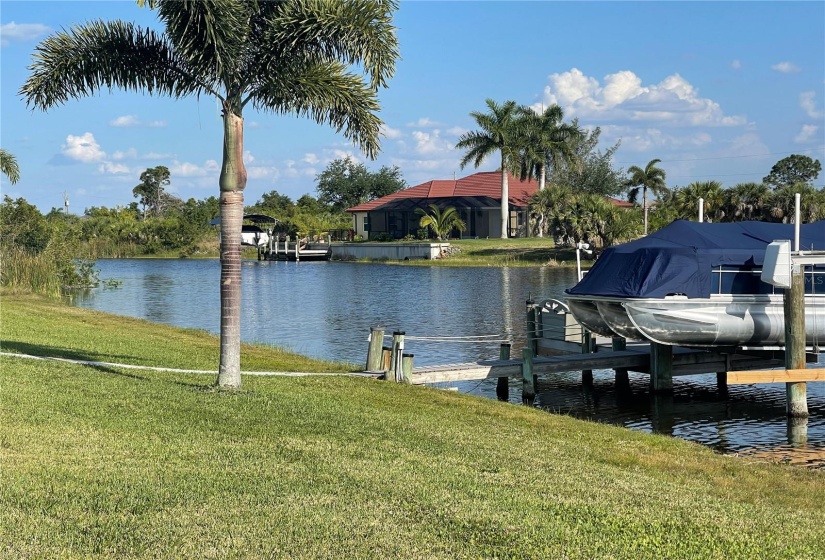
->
[387,331,405,382]
[784,265,809,417]
[496,343,511,401]
[612,337,629,387]
[522,347,535,405]
[582,331,593,386]
[366,326,385,372]
[650,342,673,393]
[401,354,414,384]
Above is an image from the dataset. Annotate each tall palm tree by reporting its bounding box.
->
[0,149,20,185]
[515,104,579,237]
[626,158,668,235]
[456,99,520,238]
[21,0,398,389]
[415,204,466,240]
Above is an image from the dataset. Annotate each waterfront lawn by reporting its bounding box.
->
[2,297,824,559]
[414,237,579,267]
[0,293,354,373]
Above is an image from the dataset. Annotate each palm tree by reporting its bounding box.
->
[626,158,668,235]
[416,204,466,240]
[21,0,398,389]
[515,104,579,236]
[456,99,520,239]
[724,182,770,222]
[676,180,725,222]
[0,149,20,185]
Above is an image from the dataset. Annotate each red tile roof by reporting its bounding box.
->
[347,171,631,212]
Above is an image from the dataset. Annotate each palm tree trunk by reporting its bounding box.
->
[643,186,648,235]
[217,107,248,389]
[537,164,546,237]
[500,154,509,239]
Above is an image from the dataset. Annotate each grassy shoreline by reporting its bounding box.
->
[2,294,824,558]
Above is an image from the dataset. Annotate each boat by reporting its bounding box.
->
[566,220,825,348]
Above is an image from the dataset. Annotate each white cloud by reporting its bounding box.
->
[0,22,50,46]
[411,129,455,156]
[142,152,175,160]
[303,153,319,165]
[243,150,255,164]
[109,115,167,128]
[537,68,746,127]
[380,124,402,139]
[795,124,819,144]
[446,126,468,137]
[606,126,713,152]
[170,160,212,177]
[111,148,138,161]
[204,160,219,172]
[98,162,130,174]
[407,117,441,128]
[730,60,742,70]
[62,132,106,163]
[771,61,800,74]
[800,91,824,119]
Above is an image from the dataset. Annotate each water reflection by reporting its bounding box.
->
[73,259,824,467]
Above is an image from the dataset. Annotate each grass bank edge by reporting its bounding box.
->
[0,291,356,373]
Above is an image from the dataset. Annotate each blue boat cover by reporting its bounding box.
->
[567,220,825,298]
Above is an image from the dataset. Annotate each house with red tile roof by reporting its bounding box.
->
[347,171,631,240]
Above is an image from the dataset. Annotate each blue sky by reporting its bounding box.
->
[1,1,823,213]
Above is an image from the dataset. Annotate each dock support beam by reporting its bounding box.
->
[612,336,628,386]
[365,326,385,372]
[496,343,511,402]
[522,347,535,406]
[650,342,673,393]
[581,331,593,385]
[526,299,539,356]
[784,266,808,417]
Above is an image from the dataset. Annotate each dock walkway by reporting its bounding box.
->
[410,346,784,385]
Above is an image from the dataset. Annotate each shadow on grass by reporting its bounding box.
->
[1,340,145,365]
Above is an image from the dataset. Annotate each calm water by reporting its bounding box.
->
[74,258,825,467]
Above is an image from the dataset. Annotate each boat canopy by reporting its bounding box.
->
[567,220,825,299]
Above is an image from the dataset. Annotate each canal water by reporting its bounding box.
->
[73,258,825,468]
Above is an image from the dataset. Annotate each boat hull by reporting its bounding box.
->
[567,294,825,347]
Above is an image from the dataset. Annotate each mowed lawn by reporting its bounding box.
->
[2,294,824,559]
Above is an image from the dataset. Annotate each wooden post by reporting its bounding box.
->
[295,236,301,261]
[522,347,535,405]
[496,343,511,401]
[716,371,728,395]
[387,331,405,382]
[612,336,628,386]
[784,267,808,417]
[365,326,385,372]
[526,299,538,356]
[650,342,673,393]
[582,331,593,385]
[381,347,392,371]
[401,353,414,384]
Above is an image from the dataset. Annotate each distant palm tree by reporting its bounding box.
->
[515,104,579,237]
[724,182,770,222]
[416,204,466,240]
[456,99,520,238]
[0,149,20,185]
[21,0,398,389]
[676,181,725,222]
[627,158,668,235]
[768,183,824,224]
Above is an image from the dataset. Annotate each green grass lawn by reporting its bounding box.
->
[391,237,581,267]
[2,295,824,559]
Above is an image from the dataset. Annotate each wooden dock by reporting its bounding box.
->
[409,346,786,385]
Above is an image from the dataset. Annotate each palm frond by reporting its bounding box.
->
[0,149,21,185]
[259,0,398,90]
[20,20,205,110]
[251,58,382,158]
